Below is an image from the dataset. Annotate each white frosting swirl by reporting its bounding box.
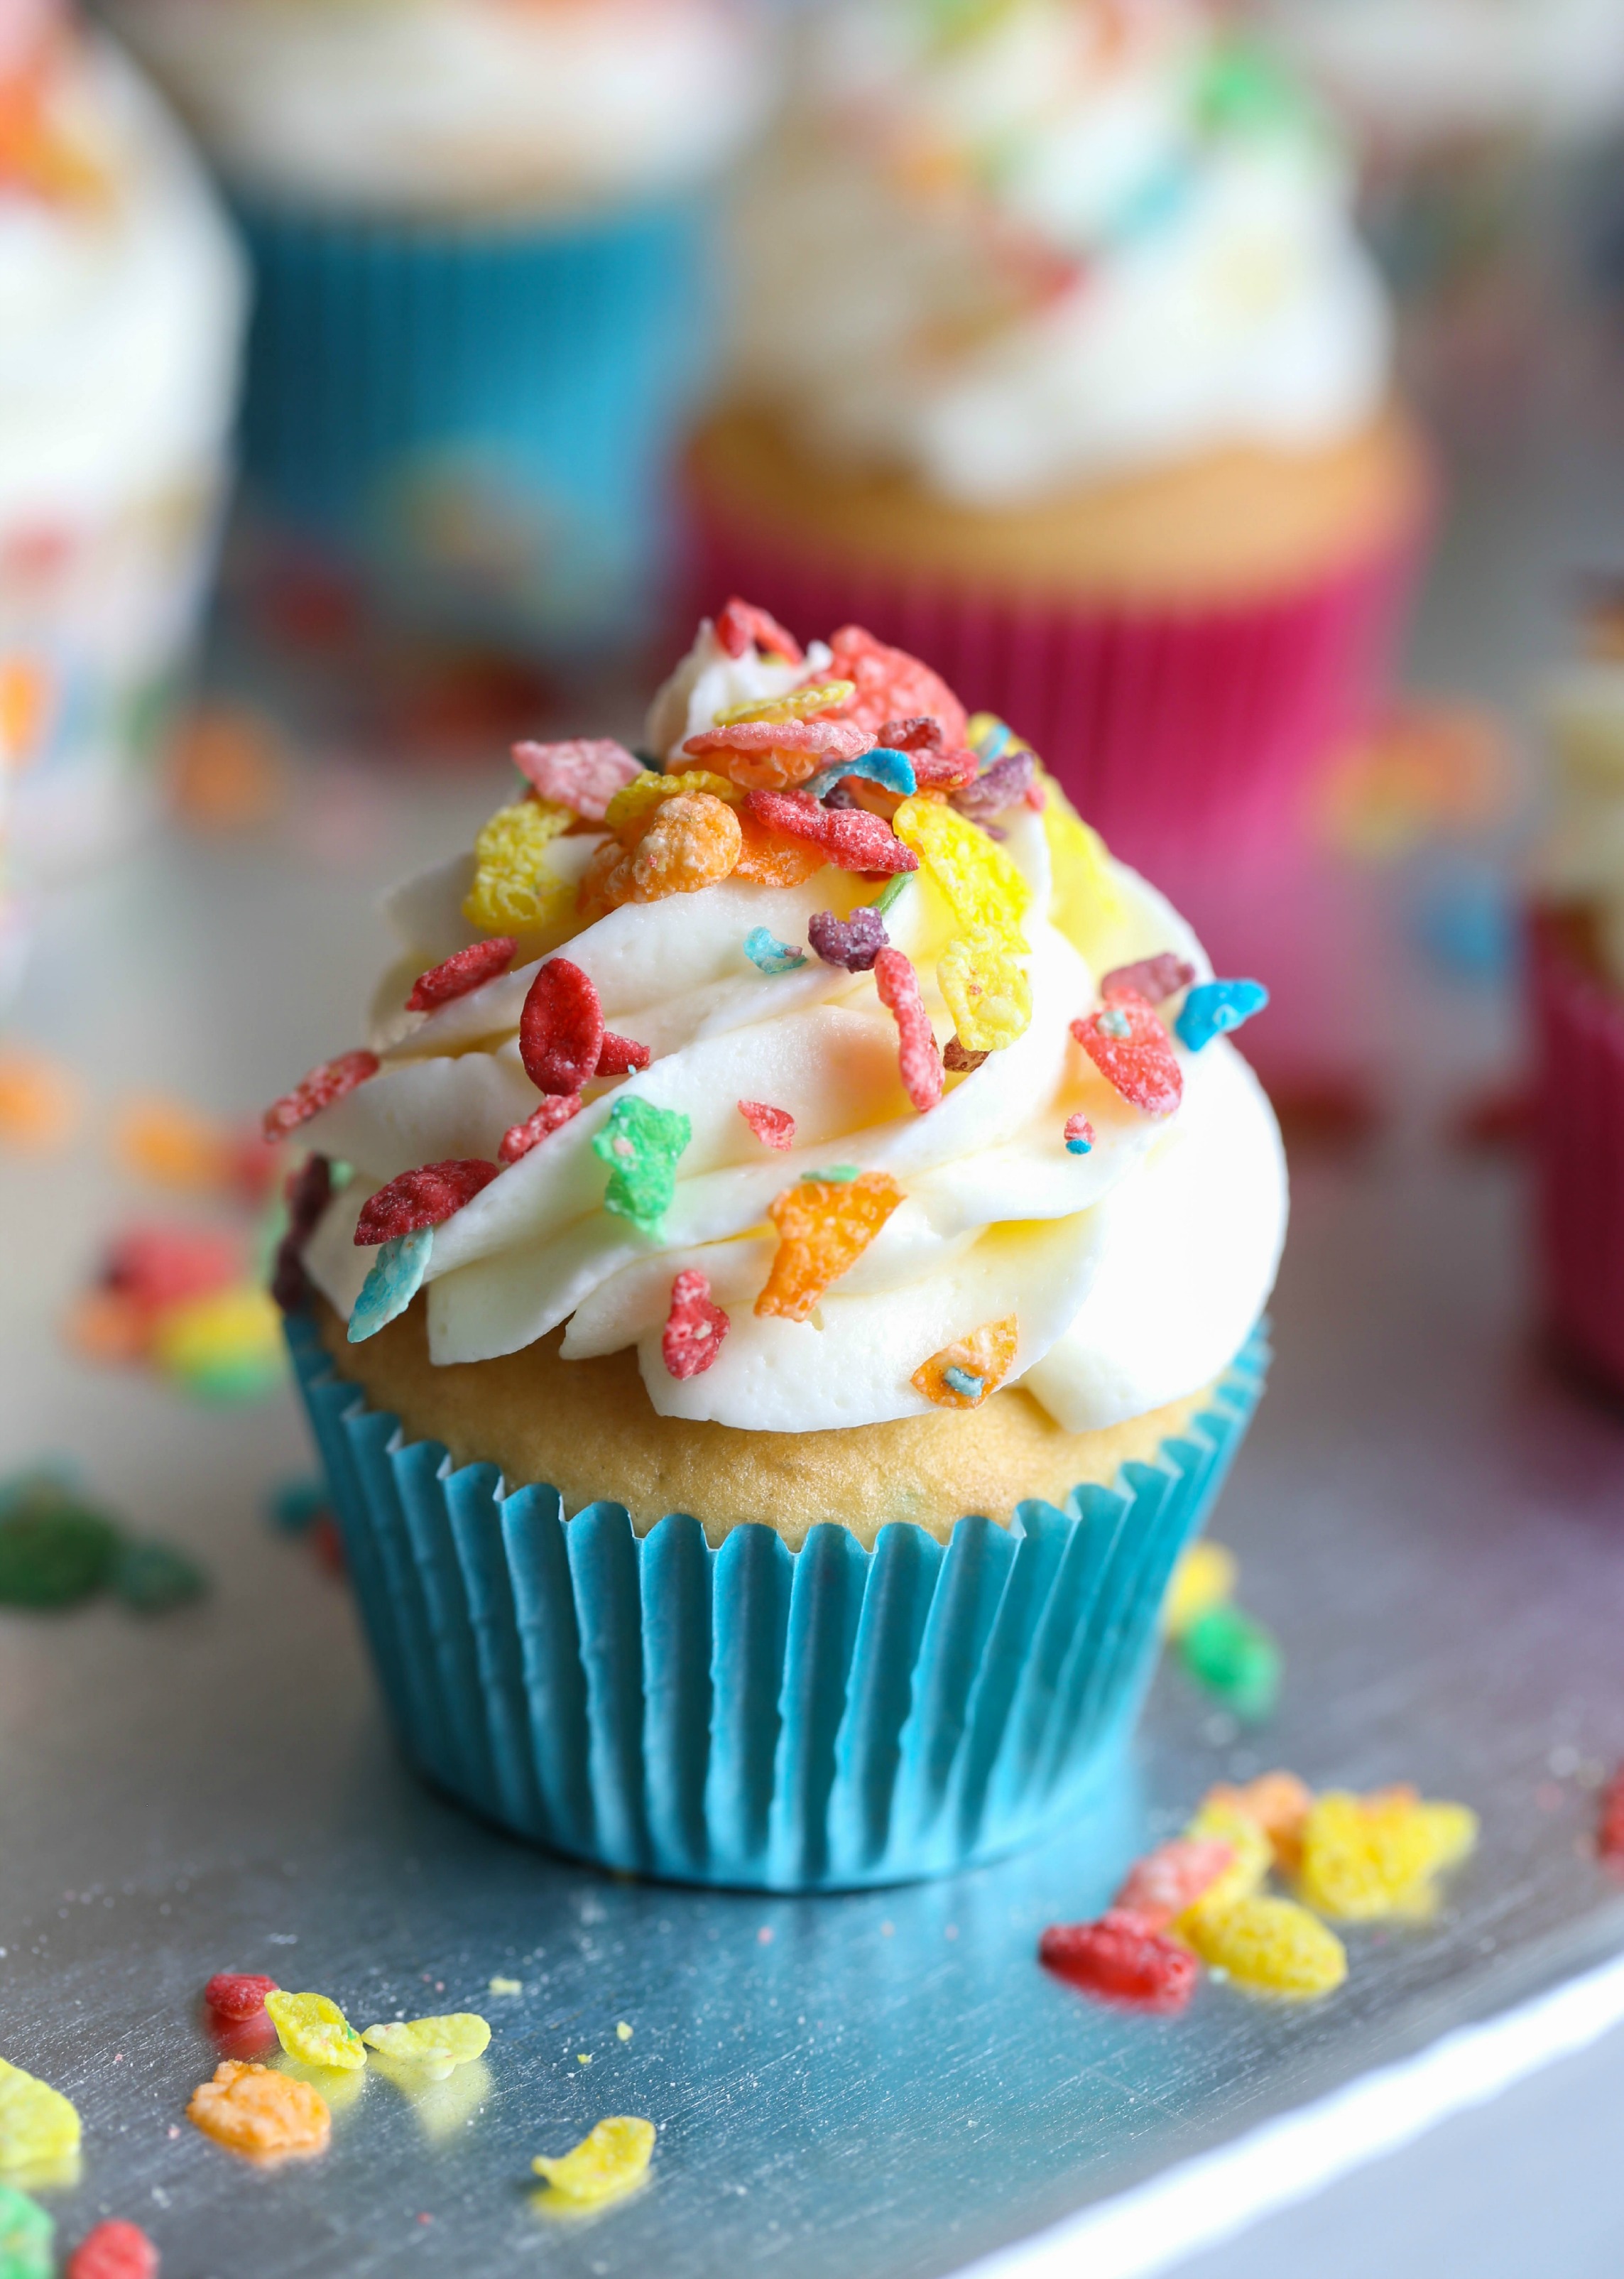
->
[729,0,1390,504]
[102,0,774,217]
[300,633,1287,1437]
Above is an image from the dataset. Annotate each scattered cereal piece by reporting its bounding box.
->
[1071,996,1183,1119]
[347,1229,433,1344]
[0,1505,120,1609]
[662,1270,729,1380]
[102,1225,241,1318]
[354,1160,499,1248]
[1182,1895,1346,2000]
[891,796,1030,935]
[263,1051,378,1143]
[756,1173,903,1322]
[511,738,641,822]
[593,1099,691,1236]
[1179,1603,1281,1722]
[0,2185,51,2279]
[186,2062,330,2160]
[205,1975,278,2023]
[112,1097,231,1192]
[873,949,943,1113]
[943,1039,988,1075]
[1162,1541,1238,1639]
[738,1101,795,1151]
[406,937,516,1013]
[532,2116,655,2209]
[0,2059,80,2169]
[111,1540,207,1614]
[1063,1113,1094,1155]
[938,926,1031,1054]
[263,1992,366,2072]
[1298,1790,1478,1922]
[714,598,802,664]
[498,1094,583,1166]
[488,1978,522,1998]
[807,905,888,972]
[463,800,573,936]
[1038,1913,1198,2014]
[1179,1800,1273,1914]
[825,627,968,748]
[1114,1838,1236,1930]
[1176,979,1269,1055]
[743,928,806,975]
[361,2016,490,2070]
[714,679,854,727]
[0,1050,80,1151]
[911,1317,1018,1410]
[951,750,1035,822]
[616,2023,632,2043]
[520,958,606,1096]
[167,705,283,833]
[1101,953,1197,1006]
[744,790,917,875]
[65,2219,158,2279]
[64,1290,150,1367]
[1599,1766,1624,1862]
[596,1033,650,1078]
[1202,1773,1314,1876]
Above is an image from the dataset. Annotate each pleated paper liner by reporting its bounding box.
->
[287,1317,1269,1893]
[1530,909,1624,1399]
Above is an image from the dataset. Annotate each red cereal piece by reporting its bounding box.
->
[405,936,516,1013]
[826,627,968,749]
[104,1225,241,1315]
[743,790,918,876]
[498,1092,583,1165]
[1113,1838,1236,1931]
[661,1268,730,1380]
[205,1972,279,2022]
[354,1160,499,1246]
[912,746,981,792]
[65,2220,158,2279]
[683,718,874,762]
[511,736,641,822]
[739,1100,795,1150]
[262,1050,378,1142]
[1071,993,1183,1119]
[596,1032,650,1078]
[873,948,944,1114]
[1101,952,1197,1006]
[1598,1766,1624,1862]
[520,957,605,1096]
[714,598,804,665]
[1038,1911,1198,2014]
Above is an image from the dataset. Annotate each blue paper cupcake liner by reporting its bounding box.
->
[236,194,716,648]
[286,1317,1269,1892]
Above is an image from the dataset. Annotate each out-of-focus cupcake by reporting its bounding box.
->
[684,0,1429,879]
[270,611,1285,1889]
[1530,591,1624,1400]
[105,0,774,654]
[1,0,244,875]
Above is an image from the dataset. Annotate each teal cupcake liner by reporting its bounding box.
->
[285,1316,1268,1891]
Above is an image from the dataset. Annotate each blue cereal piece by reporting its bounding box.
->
[805,747,917,801]
[348,1227,433,1344]
[743,928,807,976]
[942,1366,985,1400]
[593,1098,692,1235]
[1176,979,1269,1053]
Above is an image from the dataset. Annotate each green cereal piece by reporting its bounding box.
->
[361,2015,491,2074]
[0,2184,51,2279]
[0,1509,119,1609]
[871,872,910,918]
[111,1540,209,1614]
[1179,1603,1282,1722]
[592,1099,691,1236]
[0,2060,80,2170]
[264,1991,367,2072]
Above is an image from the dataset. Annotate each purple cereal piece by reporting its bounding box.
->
[808,905,890,973]
[951,751,1036,822]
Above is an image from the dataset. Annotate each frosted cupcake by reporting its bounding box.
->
[104,0,773,651]
[271,613,1285,1889]
[1,0,244,874]
[685,0,1428,879]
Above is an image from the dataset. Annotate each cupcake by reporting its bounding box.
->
[104,0,774,653]
[1,0,244,875]
[271,615,1286,1889]
[683,0,1429,883]
[1530,599,1624,1400]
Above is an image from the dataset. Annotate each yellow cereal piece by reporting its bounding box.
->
[965,712,1028,754]
[1184,1895,1347,1999]
[603,769,743,831]
[462,799,574,935]
[361,2016,491,2072]
[1178,1800,1272,1918]
[489,1977,522,1998]
[0,2060,80,2170]
[151,1285,284,1396]
[713,680,854,727]
[911,1316,1019,1410]
[1041,781,1121,954]
[1202,1770,1314,1876]
[187,2061,330,2160]
[1298,1790,1479,1922]
[1418,1800,1479,1873]
[533,2116,655,2209]
[893,795,1030,935]
[0,1049,80,1152]
[1162,1540,1238,1638]
[264,1991,367,2072]
[939,926,1032,1053]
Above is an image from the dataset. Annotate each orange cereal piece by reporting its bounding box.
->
[1204,1771,1314,1876]
[626,793,741,902]
[64,1288,151,1366]
[186,2061,330,2161]
[114,1095,231,1192]
[733,805,827,888]
[167,705,285,832]
[0,1048,80,1151]
[911,1316,1018,1409]
[756,1172,903,1323]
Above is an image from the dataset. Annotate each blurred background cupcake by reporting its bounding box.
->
[1,0,244,878]
[104,0,775,664]
[683,0,1431,898]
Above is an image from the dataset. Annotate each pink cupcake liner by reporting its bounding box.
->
[682,487,1423,878]
[1530,910,1624,1399]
